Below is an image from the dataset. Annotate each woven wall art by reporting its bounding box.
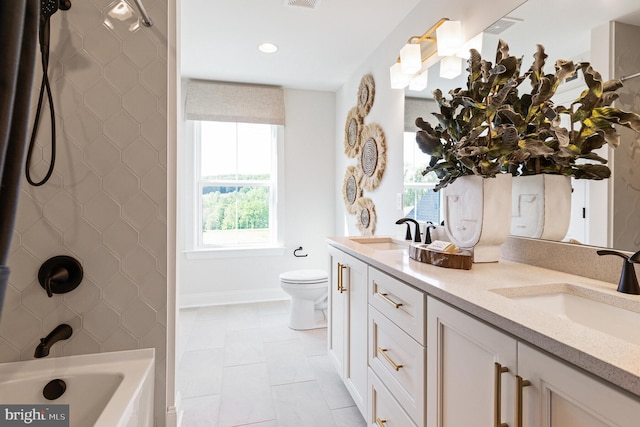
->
[358,123,386,191]
[343,107,363,158]
[357,74,375,116]
[342,166,363,214]
[355,197,376,236]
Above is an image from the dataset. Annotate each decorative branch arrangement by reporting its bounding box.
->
[415,39,640,191]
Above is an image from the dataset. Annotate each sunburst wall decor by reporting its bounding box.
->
[355,197,376,236]
[342,166,363,214]
[358,123,387,191]
[343,107,363,158]
[357,74,375,116]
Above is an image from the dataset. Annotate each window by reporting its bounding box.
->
[192,120,281,249]
[403,131,441,224]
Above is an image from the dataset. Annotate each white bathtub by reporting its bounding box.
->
[0,348,155,427]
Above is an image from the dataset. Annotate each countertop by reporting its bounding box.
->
[327,236,640,398]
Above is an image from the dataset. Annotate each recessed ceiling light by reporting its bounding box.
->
[258,43,279,54]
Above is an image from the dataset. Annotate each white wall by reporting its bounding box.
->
[179,89,336,306]
[335,0,527,238]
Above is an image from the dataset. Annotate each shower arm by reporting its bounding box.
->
[132,0,153,28]
[620,71,640,82]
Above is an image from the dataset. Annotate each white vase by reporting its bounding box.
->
[511,175,572,241]
[442,174,512,263]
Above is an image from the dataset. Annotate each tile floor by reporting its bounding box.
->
[177,300,367,427]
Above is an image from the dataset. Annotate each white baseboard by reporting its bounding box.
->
[179,287,289,308]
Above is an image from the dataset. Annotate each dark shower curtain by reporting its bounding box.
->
[0,0,39,320]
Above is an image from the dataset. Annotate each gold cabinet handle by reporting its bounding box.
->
[337,263,347,293]
[494,362,509,427]
[375,290,403,308]
[377,347,403,371]
[375,418,387,427]
[515,375,531,427]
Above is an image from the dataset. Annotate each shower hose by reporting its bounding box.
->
[26,18,57,187]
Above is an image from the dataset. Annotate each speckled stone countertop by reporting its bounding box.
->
[328,236,640,398]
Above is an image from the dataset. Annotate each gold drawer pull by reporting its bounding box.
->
[378,347,403,371]
[494,362,509,427]
[376,418,387,427]
[515,375,531,427]
[337,263,347,293]
[376,291,403,308]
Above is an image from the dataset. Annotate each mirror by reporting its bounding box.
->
[404,0,640,252]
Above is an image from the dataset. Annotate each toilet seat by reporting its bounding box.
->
[280,269,328,284]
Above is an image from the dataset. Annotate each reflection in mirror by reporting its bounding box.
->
[404,0,640,252]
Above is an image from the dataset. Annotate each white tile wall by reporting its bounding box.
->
[0,0,168,425]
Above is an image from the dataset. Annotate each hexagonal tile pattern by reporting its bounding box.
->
[63,277,101,315]
[104,164,140,203]
[66,0,102,35]
[141,165,166,203]
[122,191,157,230]
[122,245,156,284]
[0,306,42,351]
[62,107,102,145]
[21,283,58,318]
[63,168,101,205]
[139,269,166,310]
[14,192,42,234]
[83,192,121,230]
[123,84,157,122]
[42,304,82,335]
[61,330,101,357]
[49,27,83,62]
[140,216,165,261]
[103,327,139,352]
[84,135,121,176]
[55,78,84,115]
[43,190,82,233]
[123,138,157,176]
[141,58,167,97]
[63,52,103,92]
[7,248,40,292]
[2,285,22,313]
[103,220,139,256]
[104,54,140,95]
[84,301,121,342]
[0,337,20,363]
[21,219,64,261]
[63,218,101,256]
[83,245,120,284]
[123,32,158,68]
[84,82,122,121]
[122,298,157,338]
[141,323,166,361]
[104,111,140,149]
[140,112,166,150]
[84,25,122,65]
[103,272,139,312]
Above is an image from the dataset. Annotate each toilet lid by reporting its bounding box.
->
[280,269,328,284]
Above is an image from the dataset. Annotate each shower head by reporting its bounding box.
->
[40,0,59,22]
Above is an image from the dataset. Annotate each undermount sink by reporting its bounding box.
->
[348,237,409,251]
[492,283,640,346]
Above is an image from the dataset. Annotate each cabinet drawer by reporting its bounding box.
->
[368,368,417,427]
[369,306,425,425]
[369,267,426,345]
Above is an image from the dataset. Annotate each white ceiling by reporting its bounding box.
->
[180,0,422,91]
[180,0,640,93]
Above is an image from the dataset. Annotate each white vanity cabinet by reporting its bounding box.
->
[328,246,368,416]
[427,296,640,427]
[367,267,427,427]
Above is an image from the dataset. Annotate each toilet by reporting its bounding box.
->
[280,269,328,330]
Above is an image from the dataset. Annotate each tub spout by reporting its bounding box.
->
[34,324,72,358]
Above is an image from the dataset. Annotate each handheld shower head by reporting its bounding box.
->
[40,0,59,22]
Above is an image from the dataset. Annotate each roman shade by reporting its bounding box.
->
[185,80,286,125]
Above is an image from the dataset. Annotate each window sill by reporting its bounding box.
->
[183,246,286,260]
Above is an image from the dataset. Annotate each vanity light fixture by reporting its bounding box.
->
[258,42,278,53]
[390,18,481,90]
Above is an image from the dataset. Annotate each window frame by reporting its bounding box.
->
[182,120,285,258]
